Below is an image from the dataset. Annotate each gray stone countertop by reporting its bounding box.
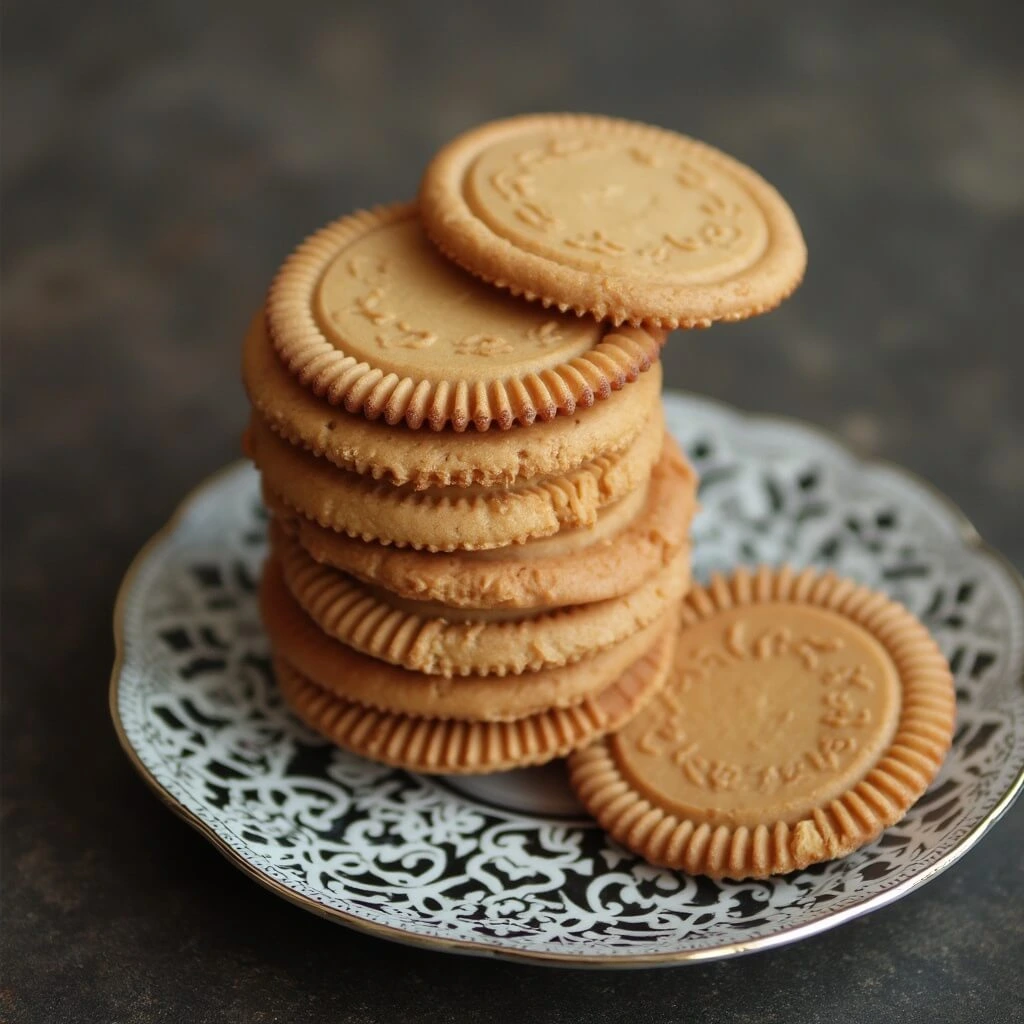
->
[3,0,1021,1020]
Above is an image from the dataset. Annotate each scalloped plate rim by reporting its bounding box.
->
[109,390,1024,969]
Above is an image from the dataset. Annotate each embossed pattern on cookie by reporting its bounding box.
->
[243,311,663,489]
[419,114,807,328]
[568,566,956,879]
[266,203,664,431]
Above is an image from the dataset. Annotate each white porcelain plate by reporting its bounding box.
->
[111,392,1024,967]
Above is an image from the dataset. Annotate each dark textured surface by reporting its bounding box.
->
[3,0,1022,1020]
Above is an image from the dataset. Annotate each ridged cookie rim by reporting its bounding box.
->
[274,521,691,677]
[273,626,674,774]
[267,435,697,609]
[247,407,666,552]
[567,565,956,880]
[244,308,663,489]
[265,201,664,431]
[419,113,807,329]
[261,557,674,722]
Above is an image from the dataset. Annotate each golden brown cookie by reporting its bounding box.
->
[419,114,807,329]
[265,434,697,609]
[247,404,665,551]
[273,520,690,677]
[244,308,663,489]
[265,203,664,431]
[568,566,955,879]
[272,628,675,774]
[261,557,673,722]
[265,473,651,581]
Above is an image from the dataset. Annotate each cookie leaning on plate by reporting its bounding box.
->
[567,566,956,880]
[419,113,806,328]
[266,202,664,431]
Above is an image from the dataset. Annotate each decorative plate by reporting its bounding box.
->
[110,392,1024,967]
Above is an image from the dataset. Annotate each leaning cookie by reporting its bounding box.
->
[246,405,665,551]
[420,113,806,329]
[266,202,664,430]
[266,433,697,610]
[568,566,955,879]
[272,521,690,677]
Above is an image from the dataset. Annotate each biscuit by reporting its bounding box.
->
[247,404,665,551]
[568,566,956,879]
[265,434,697,609]
[273,520,691,676]
[265,472,650,579]
[261,558,674,722]
[265,203,664,430]
[244,309,663,489]
[273,628,675,774]
[419,114,806,329]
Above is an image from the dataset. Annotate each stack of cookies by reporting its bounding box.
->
[242,114,811,776]
[244,213,701,773]
[243,114,957,879]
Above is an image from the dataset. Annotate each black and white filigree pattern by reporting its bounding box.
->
[114,393,1024,964]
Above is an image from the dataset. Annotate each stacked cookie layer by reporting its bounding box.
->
[244,201,699,773]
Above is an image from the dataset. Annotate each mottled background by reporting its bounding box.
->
[3,1,1022,1021]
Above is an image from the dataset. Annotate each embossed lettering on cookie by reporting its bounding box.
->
[568,566,956,880]
[419,114,808,330]
[265,202,664,431]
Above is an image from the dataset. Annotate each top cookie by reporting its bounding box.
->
[266,203,663,431]
[419,114,807,329]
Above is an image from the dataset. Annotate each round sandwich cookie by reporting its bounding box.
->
[246,404,665,551]
[272,521,691,677]
[568,566,955,880]
[261,558,673,722]
[244,308,663,489]
[265,202,664,431]
[419,114,807,329]
[265,434,697,610]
